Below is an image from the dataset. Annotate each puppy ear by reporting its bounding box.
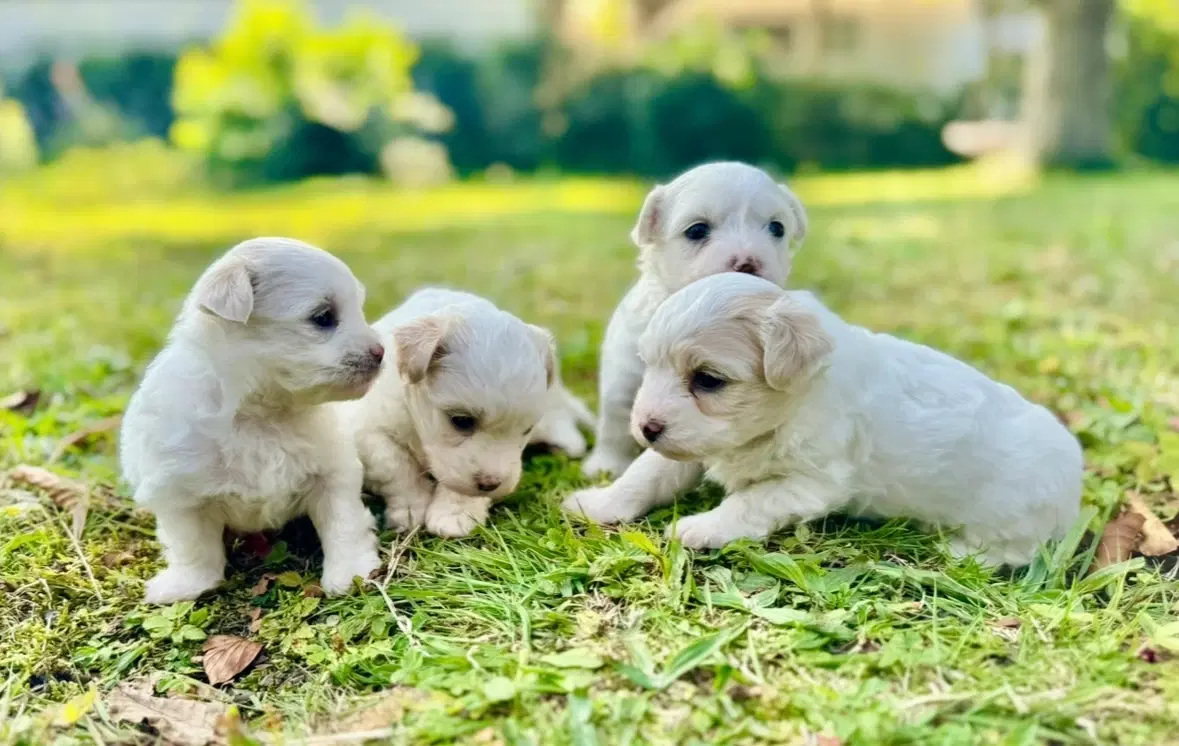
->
[393,315,451,384]
[528,324,557,388]
[630,184,666,248]
[195,257,254,323]
[760,296,832,391]
[778,182,809,248]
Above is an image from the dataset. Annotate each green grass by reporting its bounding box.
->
[2,153,1178,745]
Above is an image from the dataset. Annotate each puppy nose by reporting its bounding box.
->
[731,258,760,275]
[475,474,502,493]
[640,420,664,443]
[369,343,385,363]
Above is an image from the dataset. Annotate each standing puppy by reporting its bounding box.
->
[339,289,555,538]
[121,238,386,603]
[582,161,807,478]
[565,273,1083,567]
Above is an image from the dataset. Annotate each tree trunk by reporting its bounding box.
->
[1021,0,1117,168]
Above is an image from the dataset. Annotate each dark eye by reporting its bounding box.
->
[684,222,711,242]
[768,221,786,239]
[691,370,727,393]
[449,413,477,434]
[309,307,337,330]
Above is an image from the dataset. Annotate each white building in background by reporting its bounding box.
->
[0,0,536,70]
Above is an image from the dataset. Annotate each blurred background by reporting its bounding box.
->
[0,0,1175,187]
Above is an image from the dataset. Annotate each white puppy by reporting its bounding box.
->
[339,288,557,538]
[121,238,386,603]
[582,161,808,478]
[564,273,1083,566]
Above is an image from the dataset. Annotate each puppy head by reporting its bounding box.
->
[631,273,832,461]
[633,162,807,291]
[393,305,553,499]
[188,237,384,404]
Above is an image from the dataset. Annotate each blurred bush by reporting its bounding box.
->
[170,0,449,185]
[1117,0,1179,163]
[0,80,39,174]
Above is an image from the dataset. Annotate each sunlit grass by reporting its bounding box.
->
[1,154,1178,745]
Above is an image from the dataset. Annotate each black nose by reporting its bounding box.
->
[732,259,759,275]
[641,420,664,443]
[475,475,502,493]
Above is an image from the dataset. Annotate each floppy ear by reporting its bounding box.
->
[778,182,809,248]
[393,315,451,384]
[527,324,558,388]
[630,184,666,248]
[195,257,254,323]
[760,296,832,391]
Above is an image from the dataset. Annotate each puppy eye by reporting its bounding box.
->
[690,370,727,393]
[449,413,478,434]
[684,222,711,242]
[767,221,786,239]
[309,307,338,330]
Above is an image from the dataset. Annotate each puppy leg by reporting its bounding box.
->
[308,457,381,596]
[530,382,594,457]
[357,430,434,532]
[672,475,845,549]
[145,506,226,604]
[425,487,491,538]
[564,449,701,524]
[583,310,644,478]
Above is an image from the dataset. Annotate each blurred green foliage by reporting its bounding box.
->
[1117,0,1179,162]
[169,0,435,185]
[0,80,38,173]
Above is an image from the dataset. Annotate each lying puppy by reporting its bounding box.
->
[121,238,385,603]
[339,288,557,538]
[565,273,1083,566]
[582,161,808,478]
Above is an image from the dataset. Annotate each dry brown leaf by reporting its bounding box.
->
[49,414,122,463]
[1091,510,1145,572]
[106,677,228,746]
[992,617,1022,629]
[1,390,40,416]
[101,551,137,568]
[1126,493,1179,556]
[247,607,264,634]
[302,583,325,598]
[324,688,429,735]
[201,635,262,686]
[248,573,276,597]
[8,464,89,538]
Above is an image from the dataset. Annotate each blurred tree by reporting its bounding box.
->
[1020,0,1117,168]
[0,79,39,173]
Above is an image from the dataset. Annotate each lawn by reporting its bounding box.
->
[1,151,1178,745]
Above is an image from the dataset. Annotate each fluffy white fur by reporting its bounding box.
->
[338,288,563,538]
[121,237,386,603]
[564,273,1083,566]
[582,161,807,478]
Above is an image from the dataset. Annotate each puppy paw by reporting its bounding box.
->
[144,567,222,604]
[425,497,490,538]
[385,500,428,533]
[320,548,381,596]
[530,413,588,458]
[562,486,644,525]
[669,512,761,550]
[581,448,633,479]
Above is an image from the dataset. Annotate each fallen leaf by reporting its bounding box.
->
[106,677,228,746]
[1126,493,1179,556]
[248,574,276,597]
[993,617,1022,629]
[322,688,429,735]
[49,415,122,463]
[101,551,136,568]
[302,583,324,598]
[1091,510,1145,572]
[247,608,263,634]
[1,390,40,416]
[201,635,263,686]
[8,464,89,538]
